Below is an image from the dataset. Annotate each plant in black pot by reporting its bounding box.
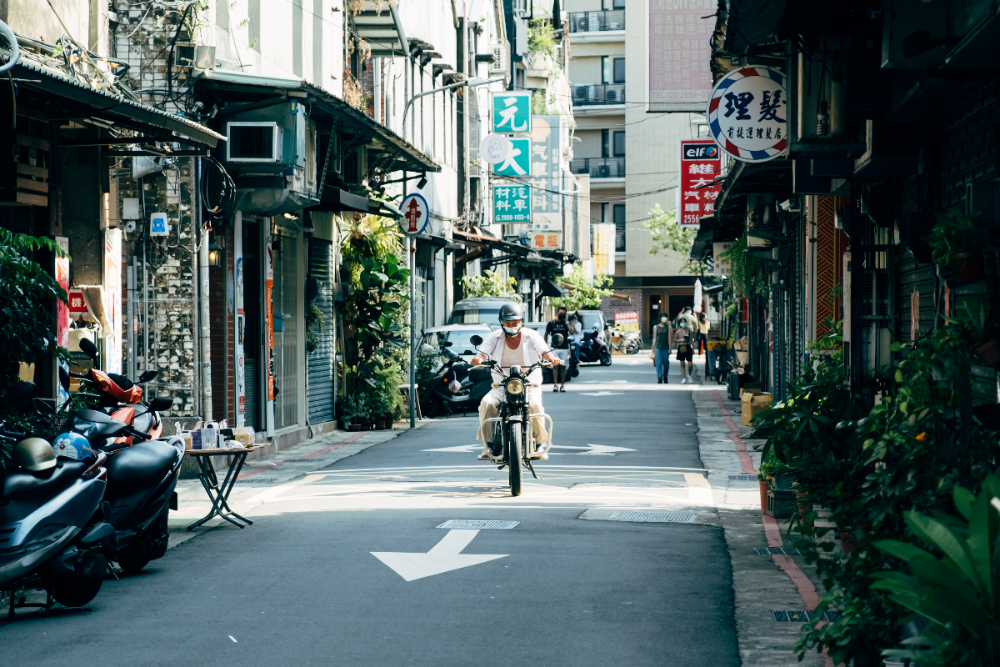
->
[925,208,983,287]
[339,393,370,431]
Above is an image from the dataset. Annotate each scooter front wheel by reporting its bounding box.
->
[600,351,613,366]
[508,424,522,497]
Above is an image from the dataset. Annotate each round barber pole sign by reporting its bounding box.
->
[707,66,788,163]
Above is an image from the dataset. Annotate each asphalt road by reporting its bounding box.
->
[3,356,740,667]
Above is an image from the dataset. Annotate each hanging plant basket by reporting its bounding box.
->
[975,337,1000,367]
[944,250,985,287]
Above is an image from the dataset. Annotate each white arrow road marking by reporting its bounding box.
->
[580,391,625,396]
[422,444,482,453]
[550,443,636,455]
[372,530,506,582]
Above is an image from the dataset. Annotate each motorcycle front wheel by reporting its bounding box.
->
[600,351,613,366]
[508,423,522,497]
[625,341,640,355]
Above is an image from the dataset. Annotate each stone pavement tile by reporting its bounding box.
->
[691,388,825,667]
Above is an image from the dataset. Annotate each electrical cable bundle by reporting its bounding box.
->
[201,156,236,226]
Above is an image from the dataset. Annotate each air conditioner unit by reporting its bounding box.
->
[342,146,368,186]
[605,89,618,102]
[597,165,610,178]
[490,42,509,76]
[226,122,282,163]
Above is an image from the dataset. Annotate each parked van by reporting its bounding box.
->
[448,297,514,325]
[573,309,608,340]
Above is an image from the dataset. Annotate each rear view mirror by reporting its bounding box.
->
[79,338,99,362]
[469,335,483,346]
[7,381,37,403]
[59,367,71,391]
[442,341,454,347]
[149,397,174,412]
[138,370,158,383]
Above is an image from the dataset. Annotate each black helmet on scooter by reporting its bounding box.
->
[498,302,524,337]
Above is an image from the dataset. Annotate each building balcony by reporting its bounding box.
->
[570,157,626,179]
[569,10,625,33]
[571,84,625,107]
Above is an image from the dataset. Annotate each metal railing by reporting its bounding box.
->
[569,157,626,178]
[571,84,625,106]
[568,10,625,33]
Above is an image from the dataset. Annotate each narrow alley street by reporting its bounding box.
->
[1,358,770,666]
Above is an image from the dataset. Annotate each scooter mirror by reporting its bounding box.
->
[7,381,37,403]
[149,397,174,412]
[79,338,99,362]
[138,370,158,383]
[59,366,70,391]
[469,335,483,346]
[442,341,454,347]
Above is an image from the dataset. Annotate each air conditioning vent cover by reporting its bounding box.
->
[227,122,282,163]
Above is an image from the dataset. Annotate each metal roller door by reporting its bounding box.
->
[308,239,335,424]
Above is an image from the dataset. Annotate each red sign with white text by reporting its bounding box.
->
[679,139,722,226]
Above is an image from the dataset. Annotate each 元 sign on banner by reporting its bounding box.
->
[493,185,531,224]
[492,91,532,134]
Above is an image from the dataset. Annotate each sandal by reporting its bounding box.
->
[553,385,559,392]
[559,386,566,392]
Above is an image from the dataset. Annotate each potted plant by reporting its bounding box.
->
[338,394,370,431]
[925,208,983,287]
[364,358,405,430]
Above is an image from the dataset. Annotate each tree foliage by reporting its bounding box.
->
[0,229,69,395]
[460,269,519,301]
[550,264,614,310]
[641,204,706,274]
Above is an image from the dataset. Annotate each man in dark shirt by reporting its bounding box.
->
[545,306,571,392]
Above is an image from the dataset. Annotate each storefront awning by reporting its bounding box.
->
[312,186,372,214]
[353,3,409,57]
[724,0,791,53]
[196,69,440,174]
[540,279,566,298]
[8,44,223,149]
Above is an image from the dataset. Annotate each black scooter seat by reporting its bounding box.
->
[1,461,88,500]
[106,441,178,488]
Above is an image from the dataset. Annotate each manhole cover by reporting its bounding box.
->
[437,520,519,530]
[608,511,697,523]
[235,477,281,484]
[729,475,757,482]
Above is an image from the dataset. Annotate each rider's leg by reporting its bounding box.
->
[527,388,549,448]
[477,387,505,459]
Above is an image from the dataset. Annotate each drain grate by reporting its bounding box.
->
[729,475,757,482]
[756,547,800,556]
[608,511,697,523]
[437,520,519,530]
[234,477,281,484]
[710,413,728,417]
[772,610,837,623]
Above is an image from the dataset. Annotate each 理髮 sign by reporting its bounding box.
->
[707,66,788,163]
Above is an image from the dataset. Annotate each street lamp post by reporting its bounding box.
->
[403,76,504,429]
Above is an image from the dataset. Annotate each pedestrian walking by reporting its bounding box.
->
[698,312,709,355]
[675,307,698,333]
[545,306,572,392]
[652,314,672,384]
[675,319,695,384]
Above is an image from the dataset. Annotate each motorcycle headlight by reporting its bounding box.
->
[506,378,525,396]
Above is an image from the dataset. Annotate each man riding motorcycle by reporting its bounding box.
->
[470,302,562,461]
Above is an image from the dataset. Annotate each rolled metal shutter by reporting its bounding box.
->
[308,238,335,424]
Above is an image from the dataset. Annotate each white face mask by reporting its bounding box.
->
[502,323,522,336]
[661,317,668,323]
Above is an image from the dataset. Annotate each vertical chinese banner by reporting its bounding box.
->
[264,227,275,436]
[104,229,122,375]
[528,115,562,236]
[648,0,716,112]
[679,139,722,226]
[234,212,246,427]
[55,237,70,407]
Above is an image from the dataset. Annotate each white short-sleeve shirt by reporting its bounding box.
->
[478,327,551,384]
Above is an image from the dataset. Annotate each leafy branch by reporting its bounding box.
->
[641,204,706,275]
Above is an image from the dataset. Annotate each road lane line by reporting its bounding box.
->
[306,465,708,474]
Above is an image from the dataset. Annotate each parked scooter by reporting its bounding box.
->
[574,326,613,366]
[72,338,172,443]
[419,342,493,418]
[0,383,117,613]
[60,408,184,572]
